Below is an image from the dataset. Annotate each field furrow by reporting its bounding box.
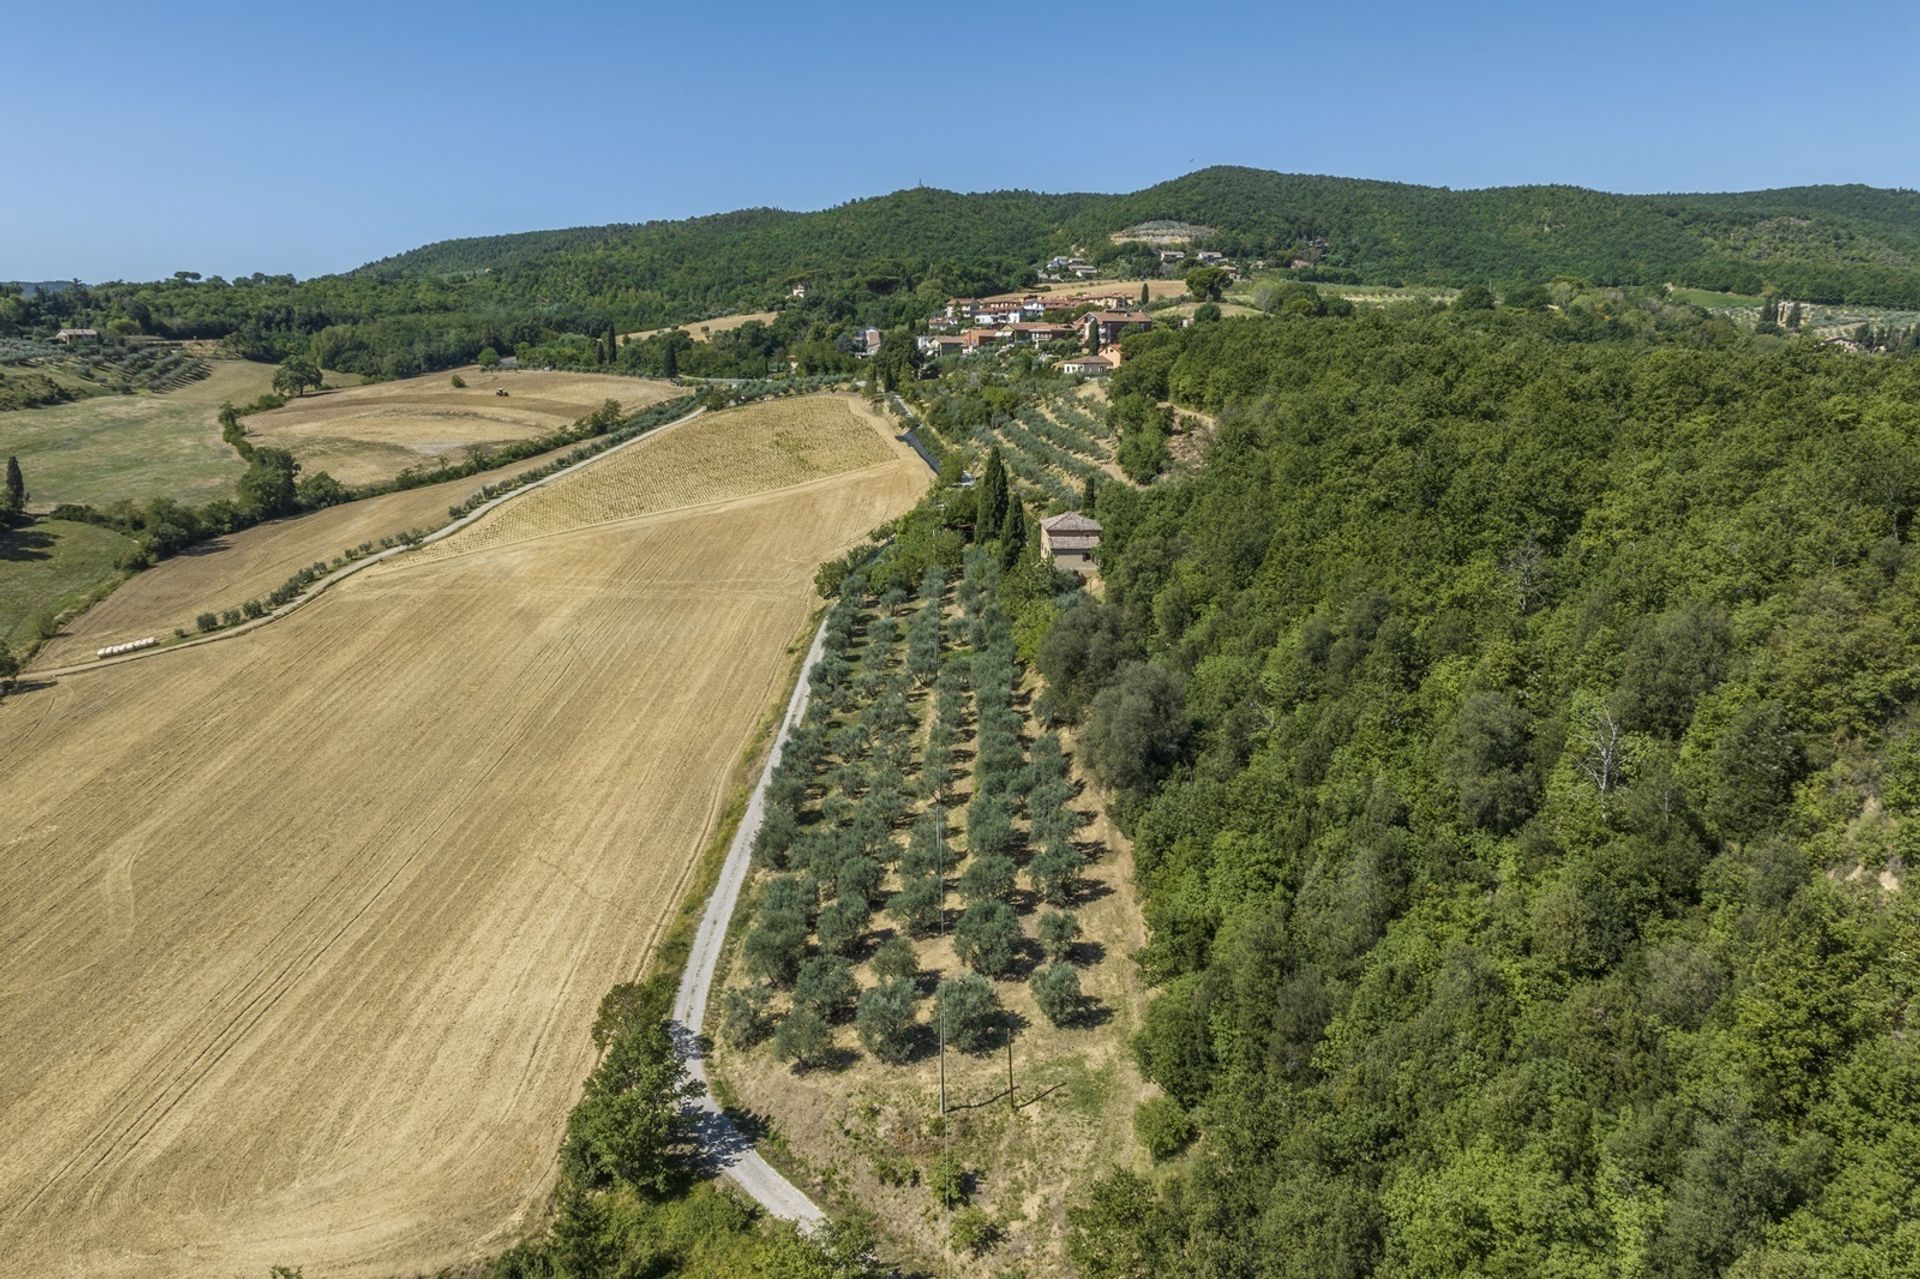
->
[0,395,924,1278]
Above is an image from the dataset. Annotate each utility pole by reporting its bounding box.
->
[936,804,948,1116]
[1006,1027,1015,1113]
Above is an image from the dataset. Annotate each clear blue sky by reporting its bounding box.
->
[7,0,1914,281]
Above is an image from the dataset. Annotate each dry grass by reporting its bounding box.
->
[30,442,583,667]
[411,395,900,565]
[245,367,679,487]
[0,359,276,509]
[0,400,926,1278]
[982,279,1189,302]
[1163,300,1261,320]
[620,310,781,345]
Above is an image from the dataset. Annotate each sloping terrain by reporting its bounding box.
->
[0,398,925,1278]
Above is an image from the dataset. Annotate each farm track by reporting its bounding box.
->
[0,396,925,1278]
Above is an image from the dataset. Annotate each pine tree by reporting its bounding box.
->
[3,455,25,519]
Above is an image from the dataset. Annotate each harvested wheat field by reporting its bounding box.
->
[0,397,926,1278]
[413,394,897,565]
[245,367,679,487]
[29,437,592,669]
[620,309,779,345]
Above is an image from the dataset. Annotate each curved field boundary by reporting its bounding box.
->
[24,407,707,682]
[671,610,831,1229]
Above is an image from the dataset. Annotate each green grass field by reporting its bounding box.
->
[0,359,280,511]
[0,519,132,653]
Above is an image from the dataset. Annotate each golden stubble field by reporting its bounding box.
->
[245,367,680,487]
[0,396,926,1278]
[620,309,780,345]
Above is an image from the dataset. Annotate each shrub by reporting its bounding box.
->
[720,984,774,1048]
[449,373,466,388]
[929,1149,969,1207]
[774,1007,833,1069]
[1037,910,1081,962]
[870,935,919,982]
[950,1206,999,1255]
[856,977,920,1064]
[793,954,857,1021]
[1030,962,1084,1027]
[937,973,1001,1052]
[1133,1096,1195,1161]
[954,900,1022,977]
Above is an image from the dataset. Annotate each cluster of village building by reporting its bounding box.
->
[909,290,1157,376]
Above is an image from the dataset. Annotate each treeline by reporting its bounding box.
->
[1059,167,1920,306]
[1032,300,1920,1276]
[10,170,1919,387]
[55,395,695,576]
[480,974,884,1278]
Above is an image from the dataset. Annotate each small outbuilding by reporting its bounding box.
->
[1041,511,1102,575]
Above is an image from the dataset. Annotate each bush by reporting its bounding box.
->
[954,900,1022,977]
[1030,962,1083,1027]
[449,373,466,388]
[1037,910,1081,963]
[929,1149,969,1207]
[1133,1096,1195,1161]
[774,1007,833,1069]
[937,973,1001,1053]
[950,1205,999,1255]
[793,954,858,1021]
[856,977,920,1063]
[720,984,774,1048]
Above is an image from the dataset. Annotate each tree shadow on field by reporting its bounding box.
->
[0,527,54,562]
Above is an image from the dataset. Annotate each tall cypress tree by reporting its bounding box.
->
[979,446,1008,537]
[1081,472,1099,515]
[3,455,25,519]
[1139,281,1149,306]
[999,497,1027,570]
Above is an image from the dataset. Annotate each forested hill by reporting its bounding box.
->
[355,188,1098,308]
[362,167,1920,308]
[1043,300,1920,1276]
[8,168,1919,380]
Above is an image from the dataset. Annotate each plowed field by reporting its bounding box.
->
[0,395,925,1277]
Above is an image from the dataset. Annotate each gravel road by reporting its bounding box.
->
[669,612,830,1229]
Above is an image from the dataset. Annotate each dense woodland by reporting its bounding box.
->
[5,169,1920,383]
[10,169,1920,1275]
[1033,300,1920,1277]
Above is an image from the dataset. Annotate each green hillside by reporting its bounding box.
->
[365,167,1920,308]
[5,169,1919,382]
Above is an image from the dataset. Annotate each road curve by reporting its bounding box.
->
[669,611,831,1230]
